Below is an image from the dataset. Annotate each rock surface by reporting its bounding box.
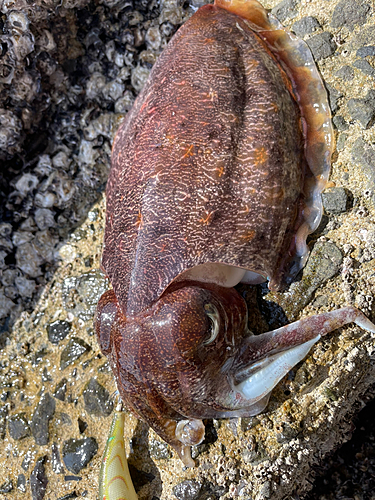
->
[0,0,374,499]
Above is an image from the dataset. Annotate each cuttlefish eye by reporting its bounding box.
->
[202,303,220,346]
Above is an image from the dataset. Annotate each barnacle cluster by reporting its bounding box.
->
[0,0,193,337]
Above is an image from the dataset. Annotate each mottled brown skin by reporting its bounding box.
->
[103,4,305,318]
[95,2,372,466]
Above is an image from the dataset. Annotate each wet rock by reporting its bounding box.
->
[271,0,299,23]
[333,115,349,131]
[0,109,23,156]
[82,378,113,417]
[347,90,375,128]
[306,32,337,60]
[15,275,36,298]
[60,337,91,370]
[326,84,343,114]
[352,59,375,77]
[17,474,26,492]
[31,392,55,445]
[331,0,370,30]
[149,438,173,460]
[268,241,343,321]
[131,64,150,93]
[173,479,202,500]
[356,45,375,57]
[335,65,355,81]
[14,172,39,197]
[53,378,68,401]
[0,479,13,493]
[30,457,47,500]
[291,16,321,37]
[0,291,14,319]
[8,412,31,440]
[62,437,98,474]
[322,187,349,214]
[47,320,71,344]
[15,241,44,277]
[62,271,108,322]
[34,208,56,231]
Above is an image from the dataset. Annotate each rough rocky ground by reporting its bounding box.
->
[0,0,374,499]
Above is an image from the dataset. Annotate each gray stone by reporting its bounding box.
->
[306,32,337,60]
[31,392,55,445]
[16,474,26,492]
[332,115,349,131]
[347,90,375,128]
[62,437,98,474]
[271,0,299,23]
[149,438,173,460]
[356,45,375,57]
[47,320,71,344]
[60,337,91,370]
[53,378,68,402]
[0,479,13,493]
[62,271,108,322]
[335,65,354,81]
[322,187,349,214]
[326,84,343,114]
[30,457,47,500]
[353,59,375,77]
[331,0,370,31]
[8,413,30,440]
[173,480,202,500]
[291,16,320,37]
[82,378,113,417]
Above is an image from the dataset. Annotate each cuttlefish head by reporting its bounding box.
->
[96,281,325,466]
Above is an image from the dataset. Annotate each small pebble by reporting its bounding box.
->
[173,479,202,500]
[82,378,113,417]
[62,437,98,474]
[47,320,71,344]
[335,65,354,81]
[30,457,48,500]
[17,474,26,492]
[8,413,31,440]
[0,479,13,493]
[333,115,349,131]
[60,337,91,370]
[347,90,375,129]
[271,0,299,22]
[31,392,56,445]
[352,59,375,77]
[53,378,68,401]
[356,45,375,57]
[291,16,320,37]
[322,187,349,214]
[306,32,337,60]
[331,0,370,31]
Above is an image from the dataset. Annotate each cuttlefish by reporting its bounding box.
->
[95,0,375,467]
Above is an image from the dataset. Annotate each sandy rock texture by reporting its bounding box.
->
[0,0,374,499]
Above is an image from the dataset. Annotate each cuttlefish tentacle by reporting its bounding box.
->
[99,402,138,500]
[219,306,375,412]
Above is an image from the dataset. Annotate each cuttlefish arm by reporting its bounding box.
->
[221,306,375,411]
